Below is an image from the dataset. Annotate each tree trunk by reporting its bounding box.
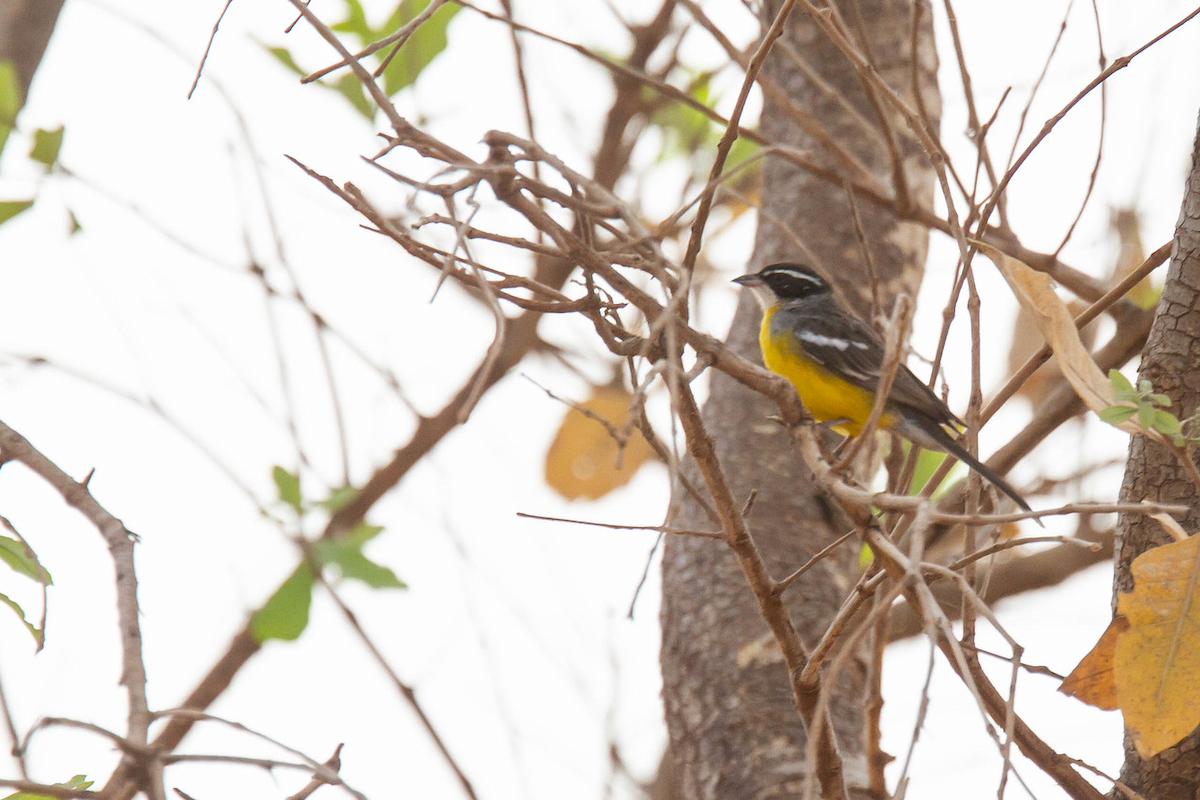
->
[0,0,66,103]
[660,2,939,797]
[1111,108,1200,799]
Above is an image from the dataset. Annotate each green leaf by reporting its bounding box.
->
[1108,369,1134,395]
[317,485,360,512]
[0,591,42,646]
[265,43,374,119]
[4,774,93,799]
[1153,410,1182,436]
[332,73,374,120]
[0,60,21,158]
[856,542,874,572]
[265,0,460,117]
[315,539,406,589]
[272,466,303,514]
[0,535,51,584]
[0,200,33,227]
[331,0,372,39]
[250,565,314,642]
[265,45,306,77]
[1138,402,1155,429]
[724,136,760,177]
[1137,379,1153,395]
[1150,393,1173,408]
[1099,405,1137,424]
[908,446,961,498]
[378,0,463,96]
[346,521,384,545]
[648,76,716,160]
[380,0,410,39]
[29,126,63,168]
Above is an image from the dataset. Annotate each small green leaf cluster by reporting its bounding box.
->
[2,773,92,799]
[1100,369,1185,440]
[0,60,69,230]
[251,467,406,643]
[0,527,52,647]
[646,70,758,174]
[266,0,462,121]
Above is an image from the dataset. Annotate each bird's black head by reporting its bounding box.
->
[733,262,832,304]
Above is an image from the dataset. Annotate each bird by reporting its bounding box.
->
[733,261,1033,517]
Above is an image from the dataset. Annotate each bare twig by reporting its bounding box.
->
[187,0,234,99]
[284,744,345,800]
[0,423,155,798]
[985,5,1200,227]
[774,529,858,593]
[315,575,477,799]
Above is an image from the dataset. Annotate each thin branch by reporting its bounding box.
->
[284,744,345,800]
[302,0,450,82]
[187,0,234,99]
[314,575,477,799]
[980,240,1171,427]
[854,523,1104,799]
[0,667,25,778]
[0,423,155,798]
[1052,0,1108,257]
[984,5,1200,227]
[774,529,858,593]
[865,583,890,797]
[681,0,794,274]
[888,517,1114,642]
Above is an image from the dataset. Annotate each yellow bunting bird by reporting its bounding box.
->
[734,262,1032,516]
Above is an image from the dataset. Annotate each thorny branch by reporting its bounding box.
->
[0,422,158,798]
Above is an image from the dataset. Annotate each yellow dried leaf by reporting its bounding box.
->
[1114,534,1200,758]
[1060,616,1128,710]
[544,385,656,500]
[976,242,1144,437]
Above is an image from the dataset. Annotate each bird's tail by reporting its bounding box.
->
[922,423,1036,521]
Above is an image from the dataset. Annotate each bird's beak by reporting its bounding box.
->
[732,273,763,287]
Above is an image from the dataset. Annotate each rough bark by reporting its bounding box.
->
[1111,109,1200,799]
[660,2,939,797]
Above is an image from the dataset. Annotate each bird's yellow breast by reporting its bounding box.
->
[758,306,890,436]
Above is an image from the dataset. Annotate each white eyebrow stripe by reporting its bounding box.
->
[772,269,823,285]
[798,330,870,351]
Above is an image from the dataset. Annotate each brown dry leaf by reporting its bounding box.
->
[1114,533,1200,758]
[1060,616,1129,710]
[544,384,656,500]
[976,242,1144,438]
[1006,297,1094,405]
[1110,207,1158,309]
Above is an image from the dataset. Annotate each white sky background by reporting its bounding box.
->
[1,1,1200,798]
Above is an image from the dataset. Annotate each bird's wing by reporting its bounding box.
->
[771,302,884,383]
[772,300,964,428]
